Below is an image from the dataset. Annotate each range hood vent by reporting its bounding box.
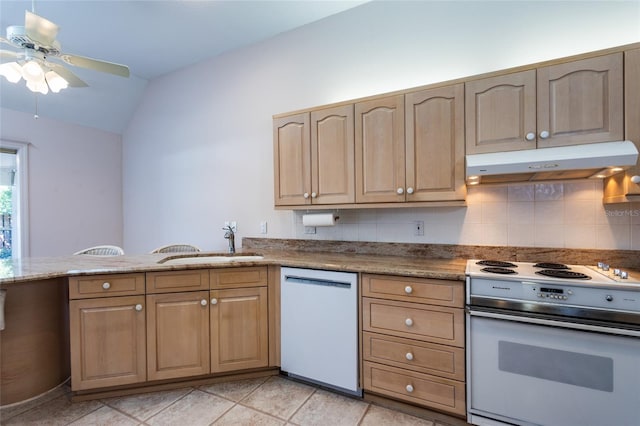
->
[466,141,638,184]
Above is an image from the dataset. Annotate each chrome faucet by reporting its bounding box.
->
[223,225,235,254]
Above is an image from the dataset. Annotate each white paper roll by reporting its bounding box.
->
[302,213,336,227]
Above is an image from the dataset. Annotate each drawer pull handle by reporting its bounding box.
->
[404,286,413,294]
[135,304,143,312]
[405,352,414,361]
[211,298,218,305]
[102,282,111,290]
[200,299,208,306]
[405,318,413,327]
[406,384,414,393]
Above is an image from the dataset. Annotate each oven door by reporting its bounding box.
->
[466,308,640,426]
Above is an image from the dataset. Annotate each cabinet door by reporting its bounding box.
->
[273,113,311,206]
[311,105,355,204]
[210,287,269,372]
[146,291,210,381]
[624,48,640,196]
[405,84,466,201]
[70,296,146,390]
[537,53,623,148]
[355,95,406,203]
[465,70,536,154]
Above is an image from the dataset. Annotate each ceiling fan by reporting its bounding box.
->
[0,9,129,94]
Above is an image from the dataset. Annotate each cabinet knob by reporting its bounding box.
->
[404,286,413,294]
[397,187,404,195]
[303,192,310,199]
[406,187,414,194]
[405,352,414,361]
[631,175,640,184]
[406,384,414,393]
[102,282,111,290]
[539,130,550,139]
[135,304,143,312]
[200,299,208,306]
[525,132,536,141]
[211,298,218,305]
[405,318,413,327]
[311,192,317,198]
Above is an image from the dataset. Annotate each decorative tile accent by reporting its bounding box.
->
[241,377,315,420]
[200,377,268,402]
[146,390,233,426]
[290,389,369,426]
[360,404,435,426]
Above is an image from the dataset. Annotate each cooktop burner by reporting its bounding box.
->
[536,269,591,280]
[533,262,569,270]
[481,267,518,275]
[477,260,517,268]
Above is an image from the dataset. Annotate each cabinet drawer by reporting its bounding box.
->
[210,267,267,288]
[363,361,465,416]
[69,273,145,299]
[362,274,463,307]
[363,297,464,347]
[146,270,209,293]
[363,332,464,381]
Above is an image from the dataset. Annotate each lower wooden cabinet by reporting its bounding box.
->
[69,295,146,390]
[146,291,211,381]
[363,361,466,416]
[361,273,466,417]
[69,267,272,393]
[210,287,269,372]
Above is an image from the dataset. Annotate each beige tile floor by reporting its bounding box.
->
[0,376,458,426]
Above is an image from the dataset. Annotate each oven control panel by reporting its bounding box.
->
[468,278,640,313]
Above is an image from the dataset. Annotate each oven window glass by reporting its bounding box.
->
[498,341,613,391]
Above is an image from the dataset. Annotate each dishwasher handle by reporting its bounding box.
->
[284,275,352,289]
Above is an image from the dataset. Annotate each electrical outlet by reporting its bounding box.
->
[414,220,424,236]
[260,221,268,234]
[304,226,316,234]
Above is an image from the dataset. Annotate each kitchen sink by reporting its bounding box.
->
[158,254,264,265]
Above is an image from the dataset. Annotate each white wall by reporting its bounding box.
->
[0,108,123,257]
[123,1,640,254]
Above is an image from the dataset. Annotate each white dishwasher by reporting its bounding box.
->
[280,267,361,396]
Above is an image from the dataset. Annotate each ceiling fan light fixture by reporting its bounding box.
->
[26,78,48,95]
[21,59,45,84]
[45,70,68,93]
[0,62,23,83]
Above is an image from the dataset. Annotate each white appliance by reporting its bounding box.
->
[280,267,361,396]
[466,260,640,426]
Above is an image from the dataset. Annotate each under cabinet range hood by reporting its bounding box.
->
[466,141,639,184]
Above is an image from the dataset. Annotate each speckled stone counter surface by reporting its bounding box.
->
[2,238,638,285]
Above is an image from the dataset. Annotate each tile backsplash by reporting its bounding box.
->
[293,180,640,250]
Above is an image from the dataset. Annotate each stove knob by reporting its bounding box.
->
[602,264,610,271]
[567,290,573,295]
[620,271,629,279]
[605,295,613,302]
[597,262,604,269]
[614,268,621,276]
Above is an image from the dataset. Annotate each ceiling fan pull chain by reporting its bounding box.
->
[34,93,39,119]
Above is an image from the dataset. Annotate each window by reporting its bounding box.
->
[0,141,29,258]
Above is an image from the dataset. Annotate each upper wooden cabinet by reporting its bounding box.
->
[274,106,354,206]
[273,113,311,206]
[466,53,623,154]
[604,48,640,203]
[405,84,466,202]
[355,95,406,203]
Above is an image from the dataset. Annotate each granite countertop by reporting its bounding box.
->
[0,249,468,285]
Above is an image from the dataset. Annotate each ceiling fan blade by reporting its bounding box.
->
[59,53,129,78]
[25,10,59,47]
[0,36,14,47]
[47,63,88,88]
[0,49,21,62]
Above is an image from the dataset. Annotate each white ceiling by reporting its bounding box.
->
[0,0,367,134]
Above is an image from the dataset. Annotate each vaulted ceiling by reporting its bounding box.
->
[0,1,367,134]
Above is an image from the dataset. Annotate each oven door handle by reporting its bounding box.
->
[468,309,640,337]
